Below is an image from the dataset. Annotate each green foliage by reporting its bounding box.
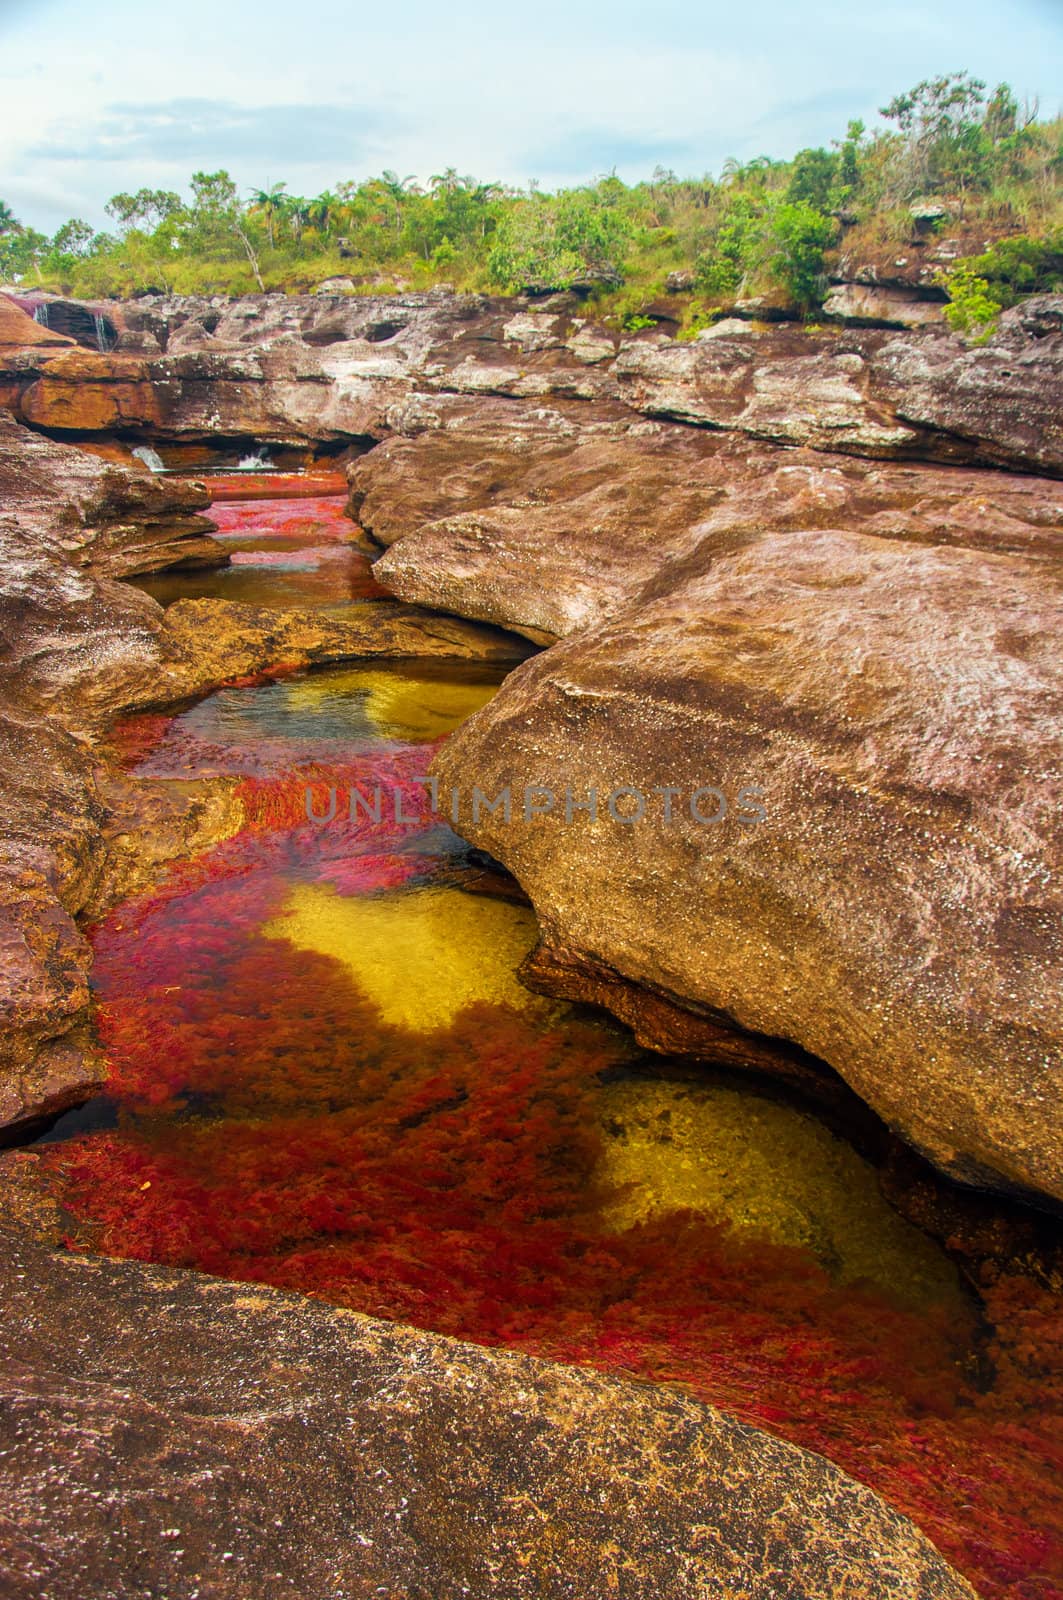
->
[52,218,96,258]
[4,73,1058,321]
[786,147,838,211]
[959,231,1063,305]
[694,194,763,294]
[488,190,630,290]
[105,189,182,232]
[768,201,837,307]
[942,264,1003,341]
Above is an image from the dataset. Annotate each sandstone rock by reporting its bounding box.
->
[734,290,801,320]
[822,283,947,329]
[872,316,1063,475]
[697,316,755,339]
[3,290,1060,477]
[430,525,1063,1203]
[613,331,920,454]
[360,400,1063,1204]
[314,275,357,294]
[997,292,1063,342]
[0,294,72,349]
[0,1224,975,1600]
[502,310,564,352]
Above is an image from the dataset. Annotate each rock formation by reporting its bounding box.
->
[0,286,1056,1598]
[0,1222,975,1600]
[2,289,1060,473]
[355,303,1063,1207]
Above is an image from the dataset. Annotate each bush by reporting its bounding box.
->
[960,231,1063,305]
[942,264,1003,340]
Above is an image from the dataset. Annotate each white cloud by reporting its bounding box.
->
[0,0,1059,230]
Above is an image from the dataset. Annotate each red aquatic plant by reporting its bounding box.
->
[47,873,1063,1600]
[209,494,354,540]
[41,634,1063,1600]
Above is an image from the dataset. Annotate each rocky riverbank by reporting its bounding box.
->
[0,407,526,1133]
[0,285,1060,1596]
[2,287,1060,1198]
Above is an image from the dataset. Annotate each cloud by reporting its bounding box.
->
[27,98,388,169]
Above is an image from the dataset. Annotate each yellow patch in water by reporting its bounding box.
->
[598,1078,964,1311]
[264,883,552,1031]
[278,668,499,742]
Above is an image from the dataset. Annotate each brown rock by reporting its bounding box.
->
[431,525,1063,1202]
[0,295,73,349]
[356,399,1063,1202]
[0,1224,976,1600]
[822,283,947,329]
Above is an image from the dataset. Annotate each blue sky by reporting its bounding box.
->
[1,0,1061,232]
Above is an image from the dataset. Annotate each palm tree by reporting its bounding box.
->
[429,167,462,197]
[285,197,312,245]
[0,200,21,237]
[248,182,288,249]
[306,191,337,237]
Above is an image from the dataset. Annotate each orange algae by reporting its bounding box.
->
[39,682,1063,1600]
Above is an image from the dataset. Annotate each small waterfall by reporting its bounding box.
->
[94,312,115,353]
[237,447,275,471]
[132,445,166,473]
[33,303,50,328]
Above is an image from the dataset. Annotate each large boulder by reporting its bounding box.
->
[363,404,1063,1205]
[0,294,73,349]
[0,1224,975,1600]
[430,528,1062,1202]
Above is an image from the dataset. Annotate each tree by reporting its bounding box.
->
[984,84,1019,145]
[105,189,182,233]
[880,72,990,195]
[52,218,96,258]
[189,170,240,230]
[695,194,764,295]
[248,182,288,248]
[768,202,837,309]
[786,148,838,211]
[0,204,46,281]
[881,72,987,143]
[488,191,630,290]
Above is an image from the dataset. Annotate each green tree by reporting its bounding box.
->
[52,218,96,258]
[880,72,990,195]
[488,191,630,290]
[695,194,763,295]
[105,189,182,232]
[786,148,838,211]
[248,182,288,248]
[768,202,837,308]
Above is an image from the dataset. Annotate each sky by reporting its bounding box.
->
[1,0,1061,233]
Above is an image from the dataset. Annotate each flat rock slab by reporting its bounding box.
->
[0,1225,975,1600]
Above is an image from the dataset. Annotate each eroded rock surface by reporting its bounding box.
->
[0,1223,975,1600]
[4,288,1061,474]
[355,386,1063,1205]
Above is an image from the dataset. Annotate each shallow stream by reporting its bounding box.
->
[38,483,1063,1600]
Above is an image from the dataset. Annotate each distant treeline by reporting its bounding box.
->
[2,73,1060,336]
